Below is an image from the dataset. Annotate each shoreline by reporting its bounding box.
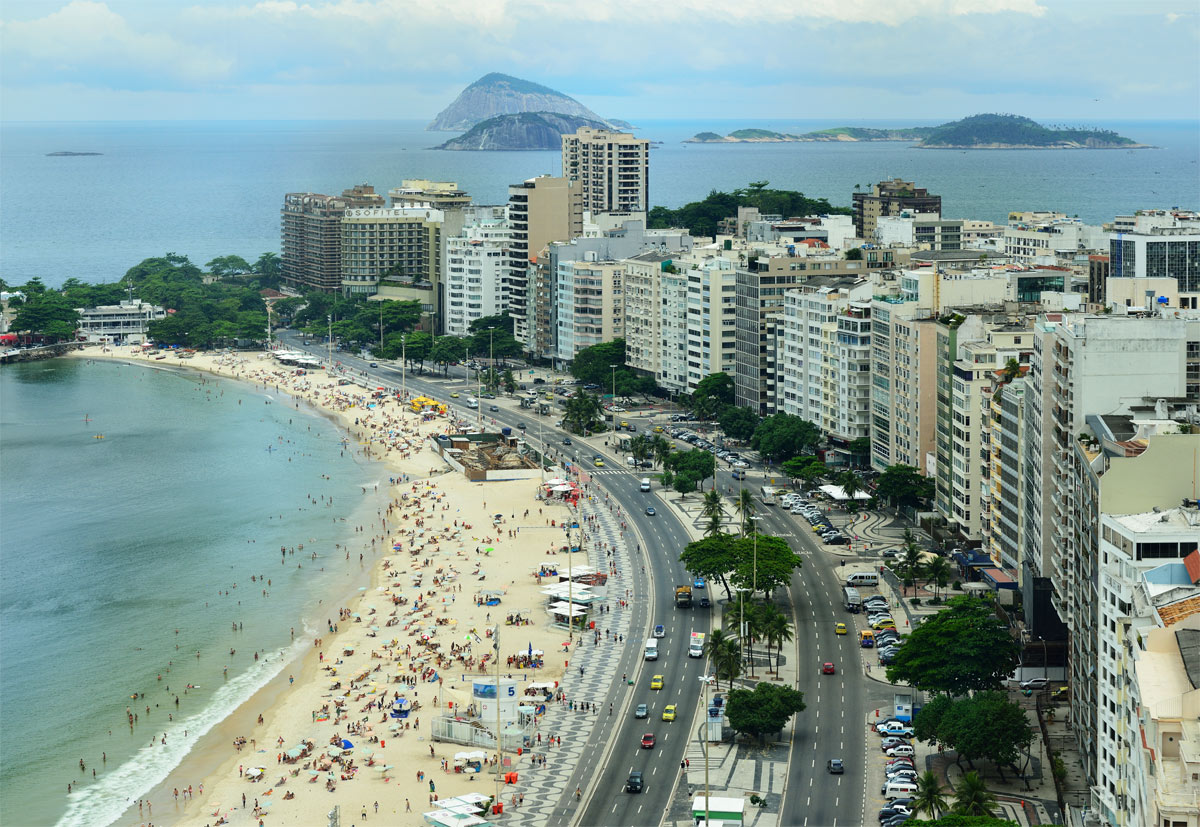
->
[70,345,582,826]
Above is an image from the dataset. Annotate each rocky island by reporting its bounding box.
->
[689,114,1146,149]
[428,72,628,133]
[435,112,613,151]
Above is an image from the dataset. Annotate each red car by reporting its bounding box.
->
[641,733,656,749]
[822,662,836,674]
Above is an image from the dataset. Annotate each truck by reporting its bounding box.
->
[688,632,705,658]
[644,638,658,661]
[842,585,862,613]
[675,585,693,608]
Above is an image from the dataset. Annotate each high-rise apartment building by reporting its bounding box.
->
[280,184,385,292]
[506,176,583,348]
[1003,214,1105,263]
[933,314,1032,541]
[868,297,939,473]
[444,219,511,336]
[561,127,650,215]
[1108,220,1200,310]
[851,178,941,240]
[624,252,679,389]
[553,258,625,364]
[778,278,873,465]
[1021,314,1200,790]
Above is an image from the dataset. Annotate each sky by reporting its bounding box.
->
[1,0,1198,122]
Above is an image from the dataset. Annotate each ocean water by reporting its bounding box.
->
[0,118,1196,288]
[0,358,388,826]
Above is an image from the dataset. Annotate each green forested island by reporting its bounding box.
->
[689,114,1145,149]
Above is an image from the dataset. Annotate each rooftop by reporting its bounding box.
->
[1110,506,1200,536]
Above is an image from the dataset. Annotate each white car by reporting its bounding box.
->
[732,461,749,468]
[1019,677,1049,691]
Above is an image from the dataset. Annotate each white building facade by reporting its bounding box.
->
[444,221,511,336]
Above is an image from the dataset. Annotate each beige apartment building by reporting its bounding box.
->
[553,257,625,363]
[280,183,385,292]
[562,127,649,215]
[851,178,941,240]
[506,176,583,348]
[869,297,939,474]
[623,251,675,385]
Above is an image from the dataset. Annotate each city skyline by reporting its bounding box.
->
[2,0,1199,122]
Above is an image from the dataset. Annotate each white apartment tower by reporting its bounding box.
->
[561,127,650,215]
[444,220,511,336]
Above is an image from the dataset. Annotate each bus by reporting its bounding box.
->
[760,485,781,506]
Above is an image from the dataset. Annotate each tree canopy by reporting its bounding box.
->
[725,681,806,743]
[648,182,852,238]
[751,413,822,463]
[875,464,936,508]
[885,596,1020,695]
[569,338,658,398]
[680,534,740,600]
[729,533,802,597]
[719,404,758,442]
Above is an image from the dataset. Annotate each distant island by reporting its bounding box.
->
[689,126,933,143]
[46,151,103,156]
[689,114,1147,149]
[435,112,612,151]
[428,72,628,133]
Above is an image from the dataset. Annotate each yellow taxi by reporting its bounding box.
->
[650,675,664,690]
[450,392,460,398]
[871,618,897,631]
[594,458,605,467]
[662,704,676,721]
[653,425,664,433]
[834,622,848,635]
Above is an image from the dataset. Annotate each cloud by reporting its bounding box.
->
[3,1,232,84]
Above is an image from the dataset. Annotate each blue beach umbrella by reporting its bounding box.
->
[340,739,353,749]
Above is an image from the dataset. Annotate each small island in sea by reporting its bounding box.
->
[435,112,612,151]
[46,151,103,156]
[688,114,1147,149]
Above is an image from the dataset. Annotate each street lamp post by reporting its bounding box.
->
[609,364,618,420]
[699,674,714,827]
[748,514,762,675]
[326,315,332,369]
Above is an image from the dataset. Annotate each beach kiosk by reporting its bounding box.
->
[691,796,746,827]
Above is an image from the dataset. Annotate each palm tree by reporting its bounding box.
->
[652,435,672,469]
[911,771,948,820]
[924,555,952,601]
[762,606,794,675]
[704,629,742,689]
[744,602,769,678]
[703,513,724,538]
[735,488,756,536]
[952,771,997,817]
[701,489,724,523]
[900,542,925,596]
[630,435,651,466]
[837,471,863,512]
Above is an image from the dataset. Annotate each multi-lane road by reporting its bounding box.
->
[275,336,891,825]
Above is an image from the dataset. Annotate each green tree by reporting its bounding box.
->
[673,473,698,498]
[724,682,806,743]
[899,540,926,596]
[845,247,863,261]
[719,404,758,442]
[913,693,954,746]
[10,292,80,340]
[751,413,822,463]
[701,489,724,528]
[402,331,433,369]
[907,817,1018,827]
[729,533,802,598]
[925,555,953,601]
[562,391,602,435]
[205,255,252,278]
[371,299,422,340]
[952,772,997,817]
[836,471,863,506]
[648,184,851,237]
[467,313,515,335]
[693,371,735,410]
[253,252,282,284]
[680,533,739,600]
[569,338,659,399]
[935,692,1033,781]
[332,319,371,346]
[705,628,742,689]
[651,435,672,469]
[761,604,794,674]
[430,336,468,375]
[912,770,949,821]
[502,368,516,394]
[734,487,756,536]
[668,448,716,490]
[875,464,935,508]
[885,596,1020,695]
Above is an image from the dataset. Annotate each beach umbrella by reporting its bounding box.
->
[246,768,264,778]
[325,747,343,757]
[285,747,304,759]
[340,739,354,749]
[307,770,321,777]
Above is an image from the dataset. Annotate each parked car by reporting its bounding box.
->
[874,718,906,732]
[1019,677,1049,691]
[880,736,910,750]
[885,744,915,757]
[878,722,914,738]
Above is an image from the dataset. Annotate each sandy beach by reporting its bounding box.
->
[72,346,607,827]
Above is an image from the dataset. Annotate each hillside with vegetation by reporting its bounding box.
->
[647,181,852,237]
[427,72,628,132]
[688,114,1143,149]
[917,113,1142,148]
[435,112,611,151]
